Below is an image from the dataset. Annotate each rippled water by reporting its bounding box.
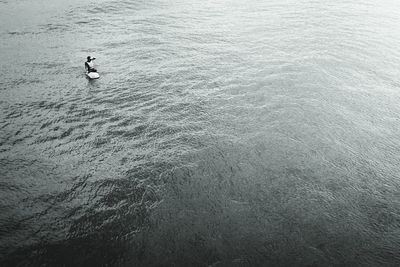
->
[1,0,400,266]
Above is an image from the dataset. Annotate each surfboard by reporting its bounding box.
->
[86,72,100,79]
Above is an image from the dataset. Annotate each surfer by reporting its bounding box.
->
[85,56,97,73]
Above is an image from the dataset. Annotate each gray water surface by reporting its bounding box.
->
[1,0,400,266]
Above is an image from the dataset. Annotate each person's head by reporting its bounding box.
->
[87,56,91,61]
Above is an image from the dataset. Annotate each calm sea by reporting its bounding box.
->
[1,0,400,266]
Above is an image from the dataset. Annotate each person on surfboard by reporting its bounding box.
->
[85,56,97,73]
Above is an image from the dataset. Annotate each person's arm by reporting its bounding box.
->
[85,62,89,71]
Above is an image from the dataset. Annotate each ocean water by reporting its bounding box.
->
[1,0,400,266]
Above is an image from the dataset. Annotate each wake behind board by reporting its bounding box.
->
[86,72,100,79]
